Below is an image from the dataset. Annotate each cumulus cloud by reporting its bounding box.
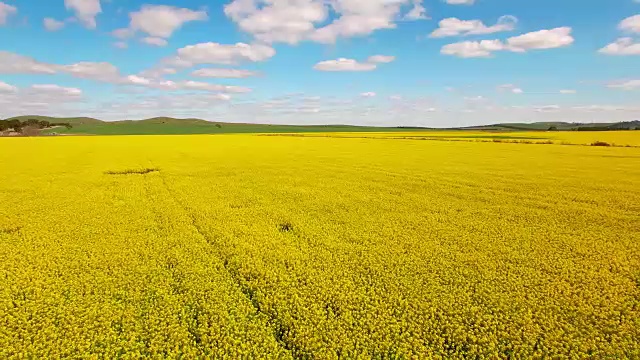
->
[430,16,517,38]
[139,67,177,79]
[404,0,428,20]
[0,2,17,25]
[129,5,208,38]
[112,27,135,39]
[367,55,396,63]
[0,52,58,74]
[619,14,640,33]
[118,76,252,94]
[607,79,640,90]
[441,39,504,58]
[192,68,258,78]
[224,0,327,45]
[44,18,65,31]
[178,80,250,93]
[360,92,376,97]
[598,37,640,55]
[114,41,128,49]
[559,89,577,94]
[507,27,574,51]
[62,62,121,82]
[141,37,168,47]
[164,42,276,67]
[224,0,427,45]
[441,27,574,57]
[64,0,101,29]
[313,58,377,71]
[497,84,524,94]
[445,0,475,4]
[0,83,87,118]
[0,50,249,97]
[31,84,82,96]
[0,80,17,93]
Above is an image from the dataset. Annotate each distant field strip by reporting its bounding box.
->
[1,134,639,358]
[262,130,640,147]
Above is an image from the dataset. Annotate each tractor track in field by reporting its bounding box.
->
[150,164,300,358]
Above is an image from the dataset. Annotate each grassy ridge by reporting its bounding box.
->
[8,116,427,135]
[4,115,639,135]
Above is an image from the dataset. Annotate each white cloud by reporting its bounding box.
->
[64,0,101,29]
[314,58,378,71]
[607,79,640,90]
[308,10,398,44]
[179,80,250,93]
[165,42,276,67]
[129,5,208,38]
[598,37,640,55]
[139,67,177,79]
[114,41,128,49]
[360,92,376,97]
[535,105,560,112]
[367,55,396,63]
[506,27,574,51]
[192,68,258,78]
[464,95,487,102]
[445,0,475,5]
[119,76,252,94]
[31,84,82,96]
[497,84,523,94]
[0,80,17,93]
[441,27,574,57]
[404,0,428,20]
[141,37,168,47]
[441,39,504,58]
[0,2,17,26]
[224,0,328,45]
[44,18,65,31]
[125,75,152,86]
[0,52,58,74]
[224,0,427,45]
[559,89,577,94]
[62,62,121,82]
[112,27,135,39]
[0,51,255,97]
[619,14,640,33]
[430,16,517,38]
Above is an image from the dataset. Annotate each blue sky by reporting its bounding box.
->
[0,0,638,127]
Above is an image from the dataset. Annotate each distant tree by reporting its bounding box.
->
[548,126,558,131]
[7,119,22,132]
[38,120,51,128]
[215,123,222,128]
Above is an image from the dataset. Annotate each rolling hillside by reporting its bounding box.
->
[2,116,639,135]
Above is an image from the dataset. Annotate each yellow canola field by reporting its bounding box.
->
[286,130,640,147]
[1,134,639,358]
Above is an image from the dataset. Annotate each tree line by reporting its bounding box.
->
[0,118,73,134]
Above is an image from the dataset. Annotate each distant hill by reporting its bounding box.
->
[7,115,103,126]
[5,116,426,135]
[459,121,640,131]
[2,116,639,136]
